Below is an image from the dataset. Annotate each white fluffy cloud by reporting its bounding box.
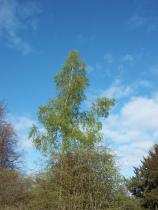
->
[9,115,35,149]
[0,0,40,54]
[12,116,35,131]
[121,97,158,130]
[103,95,158,176]
[8,115,45,174]
[103,79,133,99]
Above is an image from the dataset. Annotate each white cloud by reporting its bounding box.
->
[19,133,33,149]
[12,116,35,131]
[0,0,40,54]
[9,115,47,150]
[115,140,154,174]
[102,78,153,101]
[8,114,45,174]
[103,95,158,176]
[138,79,153,88]
[121,97,158,130]
[9,115,35,149]
[103,79,133,99]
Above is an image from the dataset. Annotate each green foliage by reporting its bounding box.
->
[0,206,28,210]
[121,198,146,210]
[128,144,158,210]
[0,168,30,208]
[29,147,127,210]
[92,97,115,118]
[28,173,58,210]
[29,50,115,154]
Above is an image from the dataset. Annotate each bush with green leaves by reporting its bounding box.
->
[29,147,128,210]
[0,168,31,208]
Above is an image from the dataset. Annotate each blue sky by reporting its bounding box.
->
[0,0,158,176]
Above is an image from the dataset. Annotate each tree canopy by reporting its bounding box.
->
[29,50,115,155]
[128,144,158,210]
[0,102,19,169]
[29,147,127,210]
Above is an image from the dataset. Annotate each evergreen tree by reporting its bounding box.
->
[128,144,158,210]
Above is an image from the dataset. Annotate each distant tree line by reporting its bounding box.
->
[0,51,157,210]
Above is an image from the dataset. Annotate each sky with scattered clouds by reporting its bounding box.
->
[0,0,158,177]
